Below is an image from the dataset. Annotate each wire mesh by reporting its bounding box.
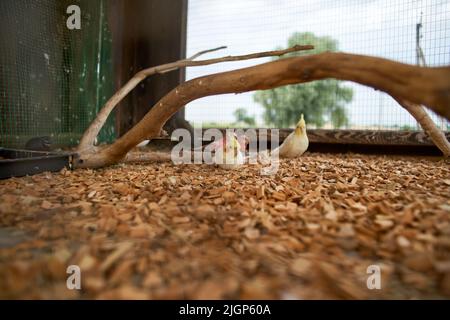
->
[185,0,450,130]
[0,0,115,149]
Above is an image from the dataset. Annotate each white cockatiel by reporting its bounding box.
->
[211,132,247,169]
[271,114,309,158]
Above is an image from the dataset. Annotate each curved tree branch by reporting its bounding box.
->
[75,52,450,168]
[77,44,314,152]
[394,98,450,157]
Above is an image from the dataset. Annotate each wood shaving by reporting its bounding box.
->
[0,153,449,299]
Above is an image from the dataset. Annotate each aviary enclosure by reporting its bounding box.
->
[0,0,449,300]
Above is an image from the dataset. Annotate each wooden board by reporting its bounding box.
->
[108,0,188,137]
[198,129,450,146]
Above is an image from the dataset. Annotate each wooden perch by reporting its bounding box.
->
[395,98,450,157]
[77,44,314,152]
[75,52,450,169]
[124,151,173,163]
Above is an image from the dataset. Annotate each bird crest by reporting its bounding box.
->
[295,114,306,135]
[297,114,306,128]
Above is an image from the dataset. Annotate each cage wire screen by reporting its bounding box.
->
[1,0,449,151]
[0,0,115,149]
[185,0,450,131]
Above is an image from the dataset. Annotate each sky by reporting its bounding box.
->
[184,0,450,129]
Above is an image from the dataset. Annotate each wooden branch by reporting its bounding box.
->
[187,46,227,60]
[124,150,206,164]
[124,151,172,163]
[395,98,450,157]
[74,52,450,168]
[77,44,314,152]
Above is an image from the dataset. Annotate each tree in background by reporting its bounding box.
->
[254,32,353,128]
[233,107,256,126]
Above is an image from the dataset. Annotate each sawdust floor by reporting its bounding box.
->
[0,153,449,299]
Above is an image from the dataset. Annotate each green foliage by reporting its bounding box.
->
[400,124,415,131]
[233,108,256,126]
[253,32,353,128]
